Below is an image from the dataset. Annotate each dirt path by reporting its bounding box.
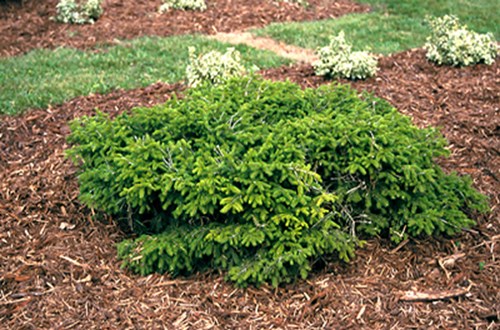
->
[210,31,319,63]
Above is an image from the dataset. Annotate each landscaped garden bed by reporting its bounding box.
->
[0,0,498,328]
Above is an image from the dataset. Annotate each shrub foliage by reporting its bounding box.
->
[67,77,487,286]
[424,15,497,66]
[55,0,103,24]
[314,31,378,80]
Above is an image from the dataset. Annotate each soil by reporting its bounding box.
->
[1,1,499,329]
[0,0,369,57]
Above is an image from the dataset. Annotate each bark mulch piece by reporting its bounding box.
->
[0,0,369,57]
[1,51,499,328]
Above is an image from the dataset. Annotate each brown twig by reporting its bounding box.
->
[399,286,471,302]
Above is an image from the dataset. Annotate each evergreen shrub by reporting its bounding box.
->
[67,76,487,286]
[314,31,378,80]
[424,15,497,66]
[55,0,103,24]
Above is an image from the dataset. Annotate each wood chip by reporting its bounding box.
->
[400,286,471,302]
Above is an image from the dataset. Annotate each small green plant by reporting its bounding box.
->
[55,0,103,24]
[159,0,207,12]
[424,15,497,66]
[314,31,378,80]
[67,77,487,287]
[186,47,246,87]
[478,261,486,271]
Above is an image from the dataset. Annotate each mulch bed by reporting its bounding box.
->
[0,48,498,328]
[0,0,369,57]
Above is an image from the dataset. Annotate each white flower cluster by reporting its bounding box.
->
[160,0,207,13]
[186,47,246,87]
[424,15,497,66]
[314,31,378,80]
[55,0,103,24]
[280,0,309,6]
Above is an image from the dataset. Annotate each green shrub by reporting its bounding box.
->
[314,31,378,80]
[424,15,497,66]
[67,76,487,286]
[55,0,103,24]
[186,47,246,87]
[159,0,207,13]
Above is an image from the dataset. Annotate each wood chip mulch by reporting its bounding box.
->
[0,49,498,329]
[0,0,369,57]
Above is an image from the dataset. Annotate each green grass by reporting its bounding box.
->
[2,1,497,116]
[357,0,499,37]
[254,0,499,54]
[0,35,289,115]
[254,13,428,55]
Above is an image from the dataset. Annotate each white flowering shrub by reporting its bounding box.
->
[424,15,497,66]
[186,47,246,87]
[160,0,207,13]
[314,31,378,80]
[55,0,103,24]
[278,0,309,6]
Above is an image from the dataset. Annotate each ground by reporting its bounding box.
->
[0,0,499,329]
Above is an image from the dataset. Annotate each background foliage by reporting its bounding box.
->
[55,0,103,24]
[424,15,497,66]
[186,47,246,87]
[314,31,378,80]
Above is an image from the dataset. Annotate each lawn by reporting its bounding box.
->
[254,0,499,53]
[2,0,497,115]
[0,35,288,115]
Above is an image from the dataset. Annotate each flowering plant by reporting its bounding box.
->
[160,0,207,13]
[186,47,246,87]
[424,15,497,66]
[314,31,378,80]
[55,0,103,24]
